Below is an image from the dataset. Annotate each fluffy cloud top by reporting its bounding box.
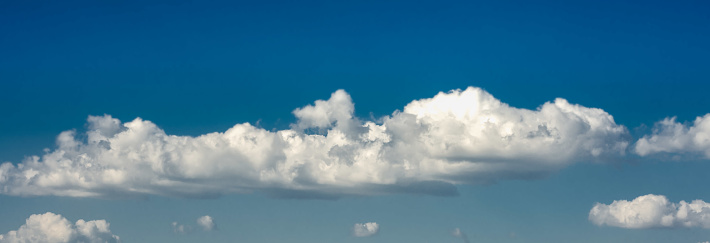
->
[0,87,630,198]
[196,216,215,231]
[352,222,379,237]
[0,212,120,243]
[635,114,710,158]
[589,194,710,229]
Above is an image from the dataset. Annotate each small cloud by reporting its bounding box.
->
[589,194,710,229]
[171,222,191,234]
[452,228,470,243]
[353,222,379,237]
[634,114,710,158]
[0,212,120,243]
[196,215,216,231]
[173,215,216,234]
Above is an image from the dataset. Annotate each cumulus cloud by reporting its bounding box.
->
[452,228,470,243]
[0,87,630,198]
[635,114,710,158]
[352,222,379,237]
[196,216,215,231]
[0,212,120,243]
[589,194,710,229]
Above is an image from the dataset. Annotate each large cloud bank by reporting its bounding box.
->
[635,114,710,158]
[0,87,630,198]
[589,194,710,229]
[0,212,120,243]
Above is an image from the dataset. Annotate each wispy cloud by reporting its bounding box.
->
[353,222,379,237]
[171,222,191,234]
[172,215,216,234]
[0,87,631,199]
[452,228,470,243]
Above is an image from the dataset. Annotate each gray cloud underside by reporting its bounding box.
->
[0,87,639,198]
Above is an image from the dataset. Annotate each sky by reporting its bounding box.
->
[1,0,710,242]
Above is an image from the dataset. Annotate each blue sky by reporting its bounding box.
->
[1,0,710,242]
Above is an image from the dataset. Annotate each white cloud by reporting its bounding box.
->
[0,212,120,243]
[171,222,190,234]
[452,228,470,243]
[353,222,379,237]
[196,216,215,231]
[589,194,710,229]
[635,114,710,158]
[292,89,357,133]
[0,87,630,198]
[172,215,215,234]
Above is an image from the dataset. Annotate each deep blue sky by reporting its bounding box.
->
[1,0,710,242]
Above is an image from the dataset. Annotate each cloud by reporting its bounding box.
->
[171,222,190,234]
[0,87,630,198]
[635,114,710,158]
[352,222,379,237]
[172,215,215,234]
[0,212,120,243]
[589,194,710,229]
[452,228,470,243]
[196,215,215,231]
